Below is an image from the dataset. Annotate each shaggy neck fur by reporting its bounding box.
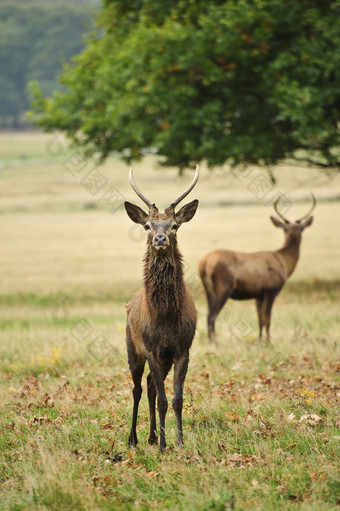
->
[143,241,185,322]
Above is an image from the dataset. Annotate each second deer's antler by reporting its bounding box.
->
[298,193,316,222]
[273,196,289,223]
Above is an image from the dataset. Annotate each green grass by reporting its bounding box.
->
[0,133,339,510]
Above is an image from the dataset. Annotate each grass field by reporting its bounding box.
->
[0,133,339,510]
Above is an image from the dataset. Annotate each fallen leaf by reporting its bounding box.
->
[249,393,263,402]
[286,443,298,450]
[299,413,322,426]
[223,453,261,466]
[218,443,228,453]
[310,414,322,423]
[225,411,240,422]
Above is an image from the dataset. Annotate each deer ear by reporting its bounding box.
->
[175,199,199,225]
[124,201,148,225]
[301,216,313,230]
[270,216,285,228]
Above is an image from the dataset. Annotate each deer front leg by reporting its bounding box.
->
[128,359,145,447]
[147,373,157,445]
[172,353,189,447]
[147,354,168,452]
[264,293,276,343]
[256,297,265,340]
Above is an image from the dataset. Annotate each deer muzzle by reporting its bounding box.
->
[153,234,169,249]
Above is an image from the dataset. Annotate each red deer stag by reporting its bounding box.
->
[199,195,316,344]
[124,166,199,452]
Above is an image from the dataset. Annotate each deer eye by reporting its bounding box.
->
[172,224,178,231]
[144,224,151,231]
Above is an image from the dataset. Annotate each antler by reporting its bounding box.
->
[170,165,200,209]
[129,167,154,209]
[273,196,289,223]
[298,193,316,222]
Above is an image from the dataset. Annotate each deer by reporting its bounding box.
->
[198,195,316,344]
[124,165,199,452]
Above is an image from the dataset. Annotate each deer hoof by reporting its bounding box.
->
[148,435,158,446]
[160,441,167,453]
[128,435,138,447]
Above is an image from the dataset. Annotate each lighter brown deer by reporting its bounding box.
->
[125,166,199,452]
[199,196,316,344]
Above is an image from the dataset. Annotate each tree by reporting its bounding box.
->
[0,0,97,129]
[29,0,340,171]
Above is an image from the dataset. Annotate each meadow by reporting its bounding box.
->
[0,133,339,510]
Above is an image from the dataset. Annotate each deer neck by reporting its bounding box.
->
[276,233,301,277]
[143,243,185,320]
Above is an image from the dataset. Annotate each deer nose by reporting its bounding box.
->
[154,234,167,246]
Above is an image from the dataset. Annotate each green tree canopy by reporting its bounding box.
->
[29,0,340,170]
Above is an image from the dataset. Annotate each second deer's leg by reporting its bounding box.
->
[201,281,218,345]
[172,352,190,447]
[256,296,265,340]
[202,265,233,345]
[207,308,217,345]
[207,290,231,344]
[264,293,276,342]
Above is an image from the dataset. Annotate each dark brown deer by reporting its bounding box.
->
[124,166,199,452]
[199,195,316,344]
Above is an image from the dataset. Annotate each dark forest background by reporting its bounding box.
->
[0,0,99,129]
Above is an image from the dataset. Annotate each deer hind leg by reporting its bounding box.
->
[200,265,222,345]
[256,296,265,340]
[207,287,232,345]
[200,279,218,344]
[207,304,218,345]
[207,265,235,344]
[172,352,189,447]
[147,373,157,445]
[147,354,171,452]
[263,293,276,343]
[128,356,145,447]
